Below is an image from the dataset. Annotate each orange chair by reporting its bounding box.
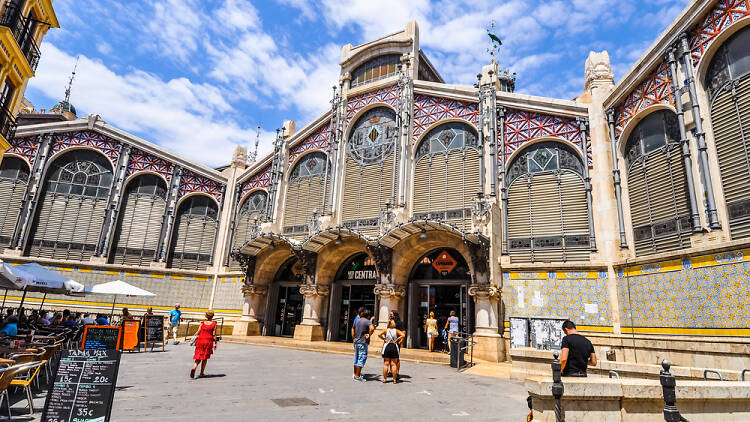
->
[10,361,46,415]
[0,363,42,420]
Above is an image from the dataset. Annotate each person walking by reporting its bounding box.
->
[168,303,182,345]
[190,311,218,379]
[425,311,438,352]
[445,310,459,353]
[352,308,374,381]
[379,319,405,383]
[560,320,597,377]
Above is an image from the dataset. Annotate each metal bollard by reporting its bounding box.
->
[660,360,688,422]
[551,351,564,422]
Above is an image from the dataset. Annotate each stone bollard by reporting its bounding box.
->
[551,351,564,422]
[660,360,688,422]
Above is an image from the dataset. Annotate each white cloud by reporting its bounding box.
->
[148,0,202,63]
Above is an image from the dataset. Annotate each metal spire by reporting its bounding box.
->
[249,125,260,163]
[64,56,79,105]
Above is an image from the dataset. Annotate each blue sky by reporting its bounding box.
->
[26,0,690,167]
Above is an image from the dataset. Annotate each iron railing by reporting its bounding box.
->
[0,2,41,72]
[0,106,16,143]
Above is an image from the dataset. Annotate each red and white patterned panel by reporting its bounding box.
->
[614,61,674,140]
[412,94,479,143]
[345,85,399,125]
[126,147,173,182]
[690,0,750,65]
[178,168,224,204]
[5,136,38,165]
[49,131,121,165]
[288,121,331,163]
[501,108,588,166]
[239,163,271,200]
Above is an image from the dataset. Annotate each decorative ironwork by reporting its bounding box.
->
[0,2,41,72]
[240,163,272,201]
[464,236,490,278]
[502,108,587,165]
[291,247,317,283]
[178,168,224,204]
[506,142,585,186]
[0,107,17,145]
[288,121,332,163]
[6,136,36,164]
[347,107,397,166]
[50,131,121,165]
[126,147,173,182]
[366,242,393,283]
[415,122,479,162]
[289,151,328,183]
[413,94,479,143]
[690,0,750,66]
[613,61,675,139]
[346,85,399,124]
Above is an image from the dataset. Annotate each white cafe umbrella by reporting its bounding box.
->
[0,260,26,309]
[2,262,85,309]
[84,280,156,318]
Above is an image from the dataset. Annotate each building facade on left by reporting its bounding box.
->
[0,0,58,165]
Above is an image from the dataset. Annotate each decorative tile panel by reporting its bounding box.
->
[126,147,173,182]
[178,168,224,204]
[502,108,587,165]
[690,0,750,65]
[502,270,612,327]
[239,163,271,200]
[6,136,38,164]
[288,121,331,163]
[346,85,399,124]
[412,94,479,143]
[50,131,121,165]
[613,62,675,140]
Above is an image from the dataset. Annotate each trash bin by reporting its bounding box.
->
[450,337,466,368]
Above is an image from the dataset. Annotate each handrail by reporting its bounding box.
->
[608,370,620,379]
[703,369,723,381]
[742,369,750,381]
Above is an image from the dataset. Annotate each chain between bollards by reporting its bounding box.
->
[660,360,688,422]
[551,350,564,422]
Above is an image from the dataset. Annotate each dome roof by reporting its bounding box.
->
[51,100,76,116]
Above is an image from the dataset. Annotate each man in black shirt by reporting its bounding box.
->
[560,320,596,377]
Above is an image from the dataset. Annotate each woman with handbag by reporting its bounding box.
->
[425,311,438,352]
[190,311,218,379]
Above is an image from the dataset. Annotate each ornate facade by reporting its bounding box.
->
[2,4,750,362]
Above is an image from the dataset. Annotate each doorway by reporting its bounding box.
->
[326,253,377,342]
[273,285,303,337]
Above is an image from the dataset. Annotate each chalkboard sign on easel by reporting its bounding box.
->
[144,315,165,352]
[81,326,122,350]
[42,349,121,422]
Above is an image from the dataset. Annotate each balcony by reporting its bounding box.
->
[0,2,41,72]
[0,106,17,143]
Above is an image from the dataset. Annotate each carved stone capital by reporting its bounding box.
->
[299,284,329,298]
[241,284,268,296]
[291,247,317,282]
[366,242,392,283]
[584,51,615,91]
[464,237,490,280]
[373,284,406,299]
[467,284,501,299]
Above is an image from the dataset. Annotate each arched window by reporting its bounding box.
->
[413,122,479,230]
[625,110,692,255]
[342,107,398,236]
[0,157,29,251]
[109,174,168,266]
[283,152,329,238]
[506,142,589,263]
[27,150,113,261]
[168,195,219,271]
[706,25,750,239]
[351,54,400,88]
[230,190,267,269]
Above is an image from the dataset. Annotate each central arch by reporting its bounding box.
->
[326,252,378,342]
[263,256,304,337]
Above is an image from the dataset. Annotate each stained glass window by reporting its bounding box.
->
[46,150,113,199]
[289,151,328,182]
[506,141,584,186]
[351,55,400,88]
[240,190,267,216]
[347,107,397,166]
[415,122,479,162]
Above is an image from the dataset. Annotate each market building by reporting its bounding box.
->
[1,0,749,364]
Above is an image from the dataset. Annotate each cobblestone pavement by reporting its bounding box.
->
[28,342,530,421]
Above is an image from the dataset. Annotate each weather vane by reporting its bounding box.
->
[486,20,502,65]
[249,125,260,163]
[64,56,79,104]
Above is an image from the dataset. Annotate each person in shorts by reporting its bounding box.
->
[168,303,182,345]
[560,320,597,377]
[445,310,460,353]
[352,309,374,381]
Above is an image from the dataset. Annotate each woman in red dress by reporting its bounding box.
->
[190,310,217,378]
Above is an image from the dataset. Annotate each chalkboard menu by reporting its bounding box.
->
[144,315,164,343]
[42,349,121,422]
[82,326,122,350]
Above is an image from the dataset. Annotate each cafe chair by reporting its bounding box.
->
[0,362,43,420]
[9,361,46,415]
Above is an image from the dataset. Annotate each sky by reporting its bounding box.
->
[25,0,691,167]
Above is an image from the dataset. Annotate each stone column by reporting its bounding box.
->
[468,284,504,362]
[296,284,328,341]
[231,254,268,336]
[374,284,406,330]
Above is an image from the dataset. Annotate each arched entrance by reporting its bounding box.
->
[407,248,473,349]
[264,257,304,337]
[327,253,377,342]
